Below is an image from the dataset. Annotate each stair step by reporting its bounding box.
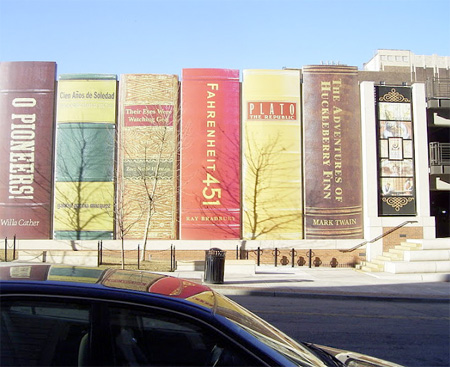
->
[361,238,450,276]
[377,254,398,261]
[404,249,450,262]
[361,265,380,272]
[389,248,406,255]
[399,241,422,249]
[383,251,403,260]
[372,259,385,265]
[384,260,450,274]
[395,244,421,251]
[362,262,384,272]
[422,242,450,250]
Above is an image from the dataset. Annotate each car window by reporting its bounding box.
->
[107,305,262,366]
[212,292,326,367]
[1,298,90,366]
[1,296,263,366]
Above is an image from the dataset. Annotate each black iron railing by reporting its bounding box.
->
[426,77,450,99]
[339,220,418,253]
[429,142,450,166]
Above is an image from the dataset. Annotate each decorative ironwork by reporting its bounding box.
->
[382,196,414,211]
[379,88,411,103]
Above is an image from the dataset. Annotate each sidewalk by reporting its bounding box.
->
[165,265,450,302]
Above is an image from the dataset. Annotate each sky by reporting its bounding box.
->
[1,0,449,78]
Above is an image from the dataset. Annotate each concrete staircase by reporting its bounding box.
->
[361,238,450,274]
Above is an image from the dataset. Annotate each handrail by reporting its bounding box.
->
[340,220,418,253]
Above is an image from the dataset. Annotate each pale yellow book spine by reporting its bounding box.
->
[242,69,303,240]
[57,80,116,123]
[53,182,114,232]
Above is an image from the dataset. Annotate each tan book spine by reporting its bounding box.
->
[118,74,179,240]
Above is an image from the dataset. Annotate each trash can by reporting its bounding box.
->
[204,248,226,284]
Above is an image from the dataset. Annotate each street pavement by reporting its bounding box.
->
[165,265,450,302]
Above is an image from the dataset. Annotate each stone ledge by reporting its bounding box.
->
[175,260,205,271]
[18,250,98,267]
[176,259,256,275]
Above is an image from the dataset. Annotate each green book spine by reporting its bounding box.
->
[53,74,117,240]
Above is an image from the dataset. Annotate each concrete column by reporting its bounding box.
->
[360,81,383,260]
[360,83,437,261]
[412,83,436,239]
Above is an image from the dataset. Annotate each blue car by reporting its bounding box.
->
[0,263,402,367]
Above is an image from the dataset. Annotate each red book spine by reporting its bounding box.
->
[180,69,241,239]
[0,62,56,239]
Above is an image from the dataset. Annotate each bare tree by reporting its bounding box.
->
[53,125,115,240]
[117,77,180,262]
[243,132,303,240]
[139,119,177,260]
[114,183,143,269]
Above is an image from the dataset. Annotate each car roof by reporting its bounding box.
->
[0,263,219,311]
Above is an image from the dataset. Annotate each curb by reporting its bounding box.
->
[210,286,450,303]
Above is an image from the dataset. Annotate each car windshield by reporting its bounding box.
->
[210,292,327,367]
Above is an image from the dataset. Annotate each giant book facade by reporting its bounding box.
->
[53,74,117,240]
[118,74,179,240]
[242,69,303,240]
[0,62,56,239]
[376,86,416,216]
[302,65,363,239]
[180,69,241,239]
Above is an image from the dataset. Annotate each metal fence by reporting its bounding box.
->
[426,77,450,99]
[2,239,358,270]
[2,237,17,262]
[246,247,357,268]
[429,142,450,166]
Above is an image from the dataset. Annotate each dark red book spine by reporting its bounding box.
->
[303,65,363,239]
[0,62,56,239]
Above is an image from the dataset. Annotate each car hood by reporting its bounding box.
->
[310,344,405,367]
